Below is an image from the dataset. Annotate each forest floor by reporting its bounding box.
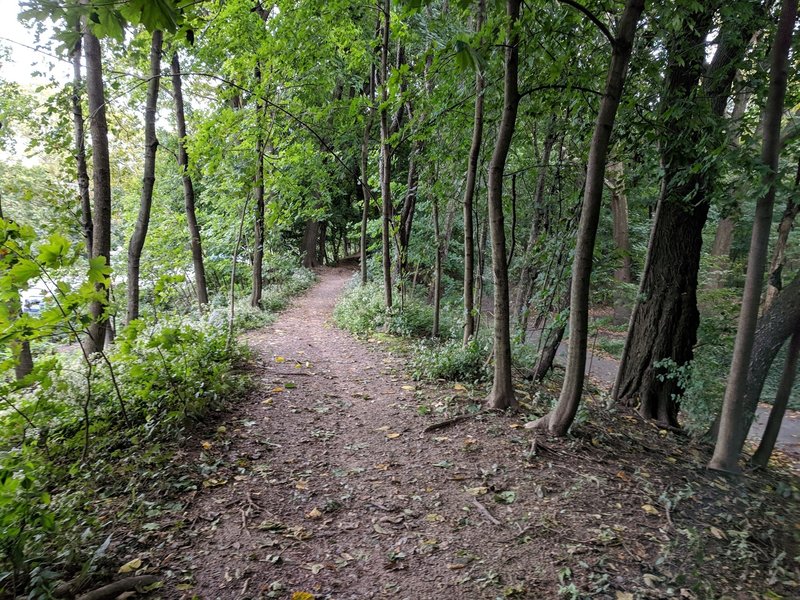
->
[111,268,799,600]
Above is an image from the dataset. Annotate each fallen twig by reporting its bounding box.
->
[471,498,503,527]
[76,576,159,600]
[423,409,500,433]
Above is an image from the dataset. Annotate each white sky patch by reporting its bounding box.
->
[0,0,71,86]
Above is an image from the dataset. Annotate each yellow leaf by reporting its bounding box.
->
[386,432,401,439]
[465,486,488,496]
[118,558,142,573]
[374,463,390,470]
[262,398,273,405]
[295,480,309,490]
[424,513,444,522]
[275,356,286,363]
[641,504,660,516]
[375,426,390,431]
[615,593,634,600]
[453,383,467,391]
[291,593,315,600]
[272,387,285,393]
[200,440,212,450]
[401,385,415,391]
[306,507,322,519]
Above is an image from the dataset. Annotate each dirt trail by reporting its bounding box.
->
[146,269,797,599]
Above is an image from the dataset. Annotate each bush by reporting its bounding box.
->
[410,339,490,383]
[334,279,435,337]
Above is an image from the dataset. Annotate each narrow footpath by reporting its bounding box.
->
[139,269,797,599]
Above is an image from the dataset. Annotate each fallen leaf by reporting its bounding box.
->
[615,593,634,600]
[271,387,285,393]
[465,486,488,497]
[200,440,212,450]
[386,432,401,439]
[709,526,726,539]
[118,558,142,573]
[641,504,659,516]
[453,383,467,391]
[306,507,322,519]
[643,573,662,587]
[295,479,309,490]
[374,463,390,470]
[433,436,450,442]
[175,584,193,591]
[374,523,392,534]
[202,478,227,488]
[305,563,324,574]
[291,593,315,600]
[275,356,286,363]
[401,385,415,391]
[375,426,390,432]
[424,513,445,522]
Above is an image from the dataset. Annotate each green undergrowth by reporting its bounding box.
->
[0,266,314,597]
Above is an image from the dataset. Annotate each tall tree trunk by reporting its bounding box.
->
[613,3,755,425]
[14,339,34,380]
[750,329,800,468]
[607,160,632,324]
[709,0,796,473]
[126,30,162,325]
[485,0,523,410]
[251,67,266,307]
[70,28,92,258]
[170,52,209,311]
[397,140,419,281]
[535,0,644,435]
[301,220,320,268]
[513,118,556,332]
[84,26,112,354]
[359,95,374,285]
[462,0,485,345]
[763,158,800,311]
[533,282,570,381]
[432,197,442,337]
[379,0,393,309]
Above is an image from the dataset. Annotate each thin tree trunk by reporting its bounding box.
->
[485,0,523,410]
[535,0,644,435]
[463,0,485,345]
[513,119,556,331]
[251,67,266,307]
[70,28,92,258]
[170,52,209,311]
[710,0,796,473]
[379,0,393,309]
[14,339,34,380]
[432,197,442,337]
[126,30,162,325]
[533,282,570,381]
[763,158,800,311]
[750,329,800,468]
[84,25,112,354]
[607,160,632,324]
[359,99,374,285]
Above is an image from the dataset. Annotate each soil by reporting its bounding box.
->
[113,268,798,600]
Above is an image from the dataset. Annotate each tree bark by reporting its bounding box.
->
[513,118,557,333]
[750,329,800,468]
[535,0,643,435]
[70,28,92,259]
[83,26,112,354]
[710,0,797,473]
[613,2,754,426]
[379,0,393,309]
[126,30,162,325]
[462,0,485,345]
[432,197,442,337]
[301,220,320,268]
[251,66,266,307]
[170,52,209,311]
[359,92,374,285]
[485,0,523,410]
[763,158,800,311]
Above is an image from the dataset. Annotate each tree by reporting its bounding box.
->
[379,0,393,309]
[69,25,93,258]
[462,0,485,345]
[613,2,759,426]
[532,0,644,434]
[83,24,112,353]
[170,52,209,311]
[709,0,797,472]
[485,0,522,410]
[126,29,163,324]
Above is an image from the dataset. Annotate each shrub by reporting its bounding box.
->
[410,339,490,383]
